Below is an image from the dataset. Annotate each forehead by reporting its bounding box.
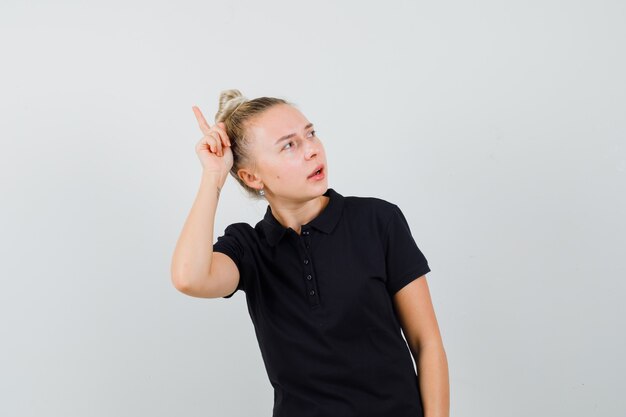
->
[247,104,310,144]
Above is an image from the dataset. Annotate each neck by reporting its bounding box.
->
[268,193,330,234]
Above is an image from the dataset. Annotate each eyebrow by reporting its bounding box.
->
[274,123,314,145]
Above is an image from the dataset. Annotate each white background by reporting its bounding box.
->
[1,0,624,416]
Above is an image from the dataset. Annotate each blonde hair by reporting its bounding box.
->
[214,89,293,200]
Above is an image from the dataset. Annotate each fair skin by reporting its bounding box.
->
[237,103,331,235]
[176,103,449,417]
[394,276,450,417]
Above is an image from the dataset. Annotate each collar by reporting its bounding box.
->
[261,187,345,247]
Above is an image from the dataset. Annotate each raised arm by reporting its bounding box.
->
[170,106,238,298]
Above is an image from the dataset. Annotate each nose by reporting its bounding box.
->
[305,138,320,160]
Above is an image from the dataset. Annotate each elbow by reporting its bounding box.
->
[409,335,446,356]
[170,258,195,293]
[171,271,193,294]
[171,260,213,297]
[171,274,185,292]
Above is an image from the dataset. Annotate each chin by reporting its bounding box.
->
[313,182,329,196]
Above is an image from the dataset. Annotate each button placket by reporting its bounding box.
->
[300,227,319,306]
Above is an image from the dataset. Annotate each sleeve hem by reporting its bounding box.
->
[387,265,431,296]
[213,248,243,298]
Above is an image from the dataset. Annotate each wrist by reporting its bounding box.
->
[202,169,223,179]
[201,170,225,186]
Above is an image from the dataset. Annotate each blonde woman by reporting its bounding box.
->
[171,89,449,417]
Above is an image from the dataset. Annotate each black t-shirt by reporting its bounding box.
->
[213,187,431,417]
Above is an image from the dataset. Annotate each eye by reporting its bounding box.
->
[308,130,316,138]
[282,141,294,150]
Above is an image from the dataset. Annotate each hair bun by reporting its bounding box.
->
[215,89,247,123]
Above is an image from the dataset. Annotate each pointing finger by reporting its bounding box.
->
[192,105,211,135]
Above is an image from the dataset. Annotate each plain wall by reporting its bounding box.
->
[0,0,624,416]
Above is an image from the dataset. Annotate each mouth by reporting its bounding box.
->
[307,164,325,179]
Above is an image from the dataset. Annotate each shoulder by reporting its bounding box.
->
[221,221,255,234]
[215,221,255,237]
[343,193,400,222]
[215,221,257,246]
[213,222,258,267]
[341,193,403,235]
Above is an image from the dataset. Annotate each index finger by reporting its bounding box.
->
[192,105,211,135]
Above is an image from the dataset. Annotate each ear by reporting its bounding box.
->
[237,167,263,191]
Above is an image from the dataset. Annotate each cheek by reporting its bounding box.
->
[277,164,299,181]
[267,159,302,182]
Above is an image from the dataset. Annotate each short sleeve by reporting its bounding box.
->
[383,204,431,296]
[213,223,246,299]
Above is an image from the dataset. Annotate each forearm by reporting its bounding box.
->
[416,342,449,417]
[170,171,223,289]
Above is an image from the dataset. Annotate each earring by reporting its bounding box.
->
[259,188,265,196]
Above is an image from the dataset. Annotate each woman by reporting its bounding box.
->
[171,89,449,417]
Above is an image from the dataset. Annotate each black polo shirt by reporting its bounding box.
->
[213,187,431,417]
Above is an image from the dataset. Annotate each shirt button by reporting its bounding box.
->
[304,259,309,264]
[306,244,310,248]
[309,289,315,296]
[306,274,312,280]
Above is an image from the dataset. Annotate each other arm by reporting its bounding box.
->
[393,275,449,417]
[170,171,239,298]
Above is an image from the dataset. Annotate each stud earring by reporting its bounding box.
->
[259,188,265,196]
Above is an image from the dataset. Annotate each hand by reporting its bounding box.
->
[192,105,233,176]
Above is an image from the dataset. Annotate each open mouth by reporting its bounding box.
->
[308,165,324,179]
